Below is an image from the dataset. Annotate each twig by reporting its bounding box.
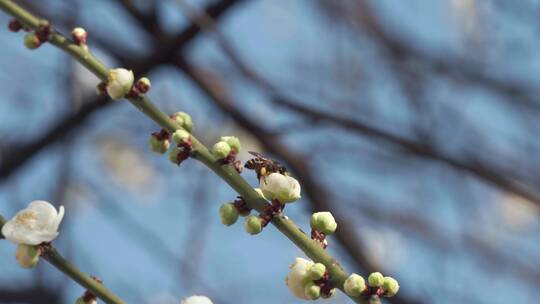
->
[0,1,373,303]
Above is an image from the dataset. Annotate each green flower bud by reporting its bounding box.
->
[304,282,321,300]
[149,136,170,154]
[212,141,231,159]
[24,32,41,49]
[344,273,366,296]
[15,244,39,268]
[172,129,190,144]
[310,211,337,235]
[75,296,97,304]
[382,276,399,297]
[244,215,263,235]
[172,111,193,132]
[368,272,384,287]
[168,147,182,164]
[219,203,239,226]
[306,263,326,281]
[220,136,241,153]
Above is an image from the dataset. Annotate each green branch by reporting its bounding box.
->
[0,1,375,303]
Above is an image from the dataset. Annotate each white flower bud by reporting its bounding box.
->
[260,173,301,204]
[15,244,40,268]
[310,211,337,235]
[106,68,134,99]
[181,295,213,304]
[212,141,231,160]
[285,257,314,300]
[382,276,400,297]
[219,203,239,226]
[135,77,151,93]
[344,273,366,296]
[368,272,384,287]
[220,136,241,153]
[172,111,193,132]
[2,200,64,245]
[71,27,87,45]
[244,215,262,235]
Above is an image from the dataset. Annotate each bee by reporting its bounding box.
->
[244,151,288,181]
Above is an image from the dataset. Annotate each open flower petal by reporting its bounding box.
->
[260,173,301,204]
[1,200,64,245]
[181,295,213,304]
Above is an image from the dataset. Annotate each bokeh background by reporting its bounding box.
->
[1,0,540,303]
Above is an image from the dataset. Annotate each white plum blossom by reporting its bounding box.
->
[260,173,301,204]
[181,295,213,304]
[285,257,314,300]
[106,68,134,99]
[1,200,64,245]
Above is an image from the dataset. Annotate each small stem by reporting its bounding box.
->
[43,247,125,304]
[0,1,373,302]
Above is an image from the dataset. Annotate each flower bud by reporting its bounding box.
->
[306,263,326,281]
[286,257,314,300]
[71,27,87,45]
[168,147,182,164]
[106,68,134,99]
[75,297,97,304]
[219,203,239,226]
[310,212,337,235]
[343,273,366,296]
[136,77,151,94]
[220,136,241,153]
[172,129,190,145]
[260,173,301,204]
[15,244,39,268]
[212,141,231,160]
[382,276,399,297]
[172,111,193,132]
[304,282,321,300]
[24,32,41,49]
[181,295,213,304]
[244,215,262,235]
[149,136,170,154]
[368,272,384,287]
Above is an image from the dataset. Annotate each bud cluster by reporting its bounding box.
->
[343,272,399,298]
[146,112,194,166]
[285,257,335,300]
[169,129,193,166]
[16,19,51,50]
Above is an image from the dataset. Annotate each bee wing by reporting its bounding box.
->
[248,151,265,159]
